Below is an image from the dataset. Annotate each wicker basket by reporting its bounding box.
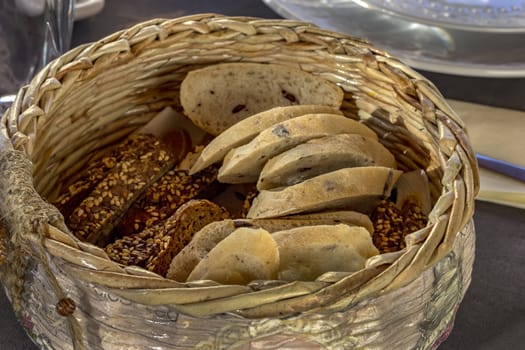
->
[0,14,478,350]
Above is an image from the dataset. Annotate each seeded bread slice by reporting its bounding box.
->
[106,199,230,277]
[180,62,344,135]
[113,145,219,239]
[189,105,342,174]
[66,133,178,246]
[257,133,397,190]
[247,166,403,218]
[146,199,230,276]
[218,114,378,184]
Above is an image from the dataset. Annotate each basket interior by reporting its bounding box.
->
[30,20,441,206]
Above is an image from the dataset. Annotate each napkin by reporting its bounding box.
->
[447,99,525,210]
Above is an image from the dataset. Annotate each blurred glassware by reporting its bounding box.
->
[263,0,525,77]
[74,0,104,21]
[0,0,74,113]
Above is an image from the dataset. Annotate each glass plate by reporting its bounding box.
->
[264,0,525,77]
[359,0,525,33]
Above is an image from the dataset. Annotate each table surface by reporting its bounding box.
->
[1,1,524,349]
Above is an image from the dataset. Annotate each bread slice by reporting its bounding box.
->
[67,133,179,246]
[283,211,374,234]
[218,114,378,184]
[106,199,229,276]
[272,224,379,281]
[257,133,397,190]
[247,166,403,218]
[145,199,230,276]
[180,62,344,135]
[166,220,237,282]
[166,211,373,282]
[189,105,342,174]
[186,227,280,285]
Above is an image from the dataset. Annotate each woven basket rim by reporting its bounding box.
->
[0,14,479,319]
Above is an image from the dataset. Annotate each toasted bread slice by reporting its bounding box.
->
[272,224,378,281]
[218,114,378,184]
[180,62,344,135]
[247,166,402,218]
[257,133,397,190]
[189,105,342,174]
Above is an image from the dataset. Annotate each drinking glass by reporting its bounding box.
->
[0,0,74,113]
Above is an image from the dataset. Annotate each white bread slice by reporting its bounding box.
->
[166,211,373,282]
[186,227,279,285]
[257,133,397,190]
[272,224,379,281]
[180,62,344,135]
[189,105,342,174]
[284,211,374,234]
[247,166,403,218]
[218,114,378,184]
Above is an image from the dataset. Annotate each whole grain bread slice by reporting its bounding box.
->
[180,62,344,135]
[106,199,230,277]
[146,199,230,276]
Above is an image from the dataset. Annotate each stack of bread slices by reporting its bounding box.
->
[54,62,430,285]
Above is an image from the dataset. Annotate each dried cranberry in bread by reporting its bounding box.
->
[180,62,344,136]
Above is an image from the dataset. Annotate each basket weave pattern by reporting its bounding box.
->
[0,14,478,349]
